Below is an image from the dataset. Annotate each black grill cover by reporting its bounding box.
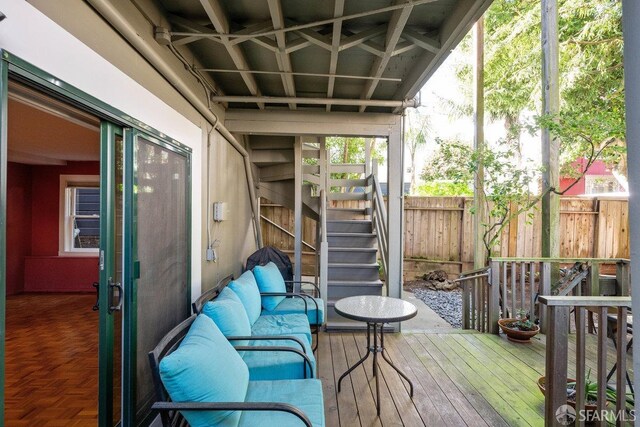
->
[245,246,294,292]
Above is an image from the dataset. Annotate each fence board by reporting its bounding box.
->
[260,196,629,281]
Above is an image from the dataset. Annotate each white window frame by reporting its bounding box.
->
[59,174,100,256]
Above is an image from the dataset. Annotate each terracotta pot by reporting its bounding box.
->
[498,318,540,343]
[537,376,603,415]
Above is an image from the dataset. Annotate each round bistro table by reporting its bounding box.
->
[334,295,418,415]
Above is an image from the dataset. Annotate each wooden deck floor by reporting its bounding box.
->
[318,330,633,427]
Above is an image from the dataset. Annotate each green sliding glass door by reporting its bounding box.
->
[99,126,190,426]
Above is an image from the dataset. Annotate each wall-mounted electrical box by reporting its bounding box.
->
[213,202,226,221]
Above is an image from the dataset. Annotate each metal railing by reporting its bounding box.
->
[370,173,388,287]
[540,296,633,425]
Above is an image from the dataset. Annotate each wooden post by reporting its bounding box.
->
[541,0,560,280]
[616,260,630,296]
[540,262,551,333]
[473,18,488,269]
[387,117,404,302]
[622,0,640,409]
[293,136,302,282]
[544,304,569,426]
[488,260,501,334]
[586,261,601,296]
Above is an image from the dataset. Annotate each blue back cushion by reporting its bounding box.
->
[253,262,287,311]
[159,315,249,427]
[202,287,252,346]
[228,270,262,325]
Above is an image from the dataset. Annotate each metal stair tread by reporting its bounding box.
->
[328,262,378,268]
[329,247,377,252]
[327,280,383,286]
[327,232,376,237]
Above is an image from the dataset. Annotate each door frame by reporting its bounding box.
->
[0,50,192,425]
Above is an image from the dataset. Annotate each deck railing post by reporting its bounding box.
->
[540,262,551,333]
[616,260,630,296]
[544,304,569,426]
[488,262,500,334]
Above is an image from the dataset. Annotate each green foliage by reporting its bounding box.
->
[456,0,626,173]
[422,137,541,254]
[415,181,473,196]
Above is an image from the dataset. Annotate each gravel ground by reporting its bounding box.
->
[412,288,463,328]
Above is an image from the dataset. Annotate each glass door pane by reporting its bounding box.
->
[123,131,190,425]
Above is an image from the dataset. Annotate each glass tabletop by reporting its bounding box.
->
[334,295,417,323]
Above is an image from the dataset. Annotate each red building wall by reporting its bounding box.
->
[7,161,100,295]
[559,159,614,196]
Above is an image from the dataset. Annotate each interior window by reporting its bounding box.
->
[60,175,100,255]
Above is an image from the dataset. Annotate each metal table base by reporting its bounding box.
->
[337,322,414,415]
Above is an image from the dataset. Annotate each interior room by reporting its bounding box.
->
[5,81,102,424]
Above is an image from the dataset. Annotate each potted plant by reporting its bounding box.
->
[498,309,540,343]
[537,370,631,423]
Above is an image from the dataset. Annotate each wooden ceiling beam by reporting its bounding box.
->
[326,0,345,111]
[359,2,414,112]
[267,0,297,109]
[199,0,264,108]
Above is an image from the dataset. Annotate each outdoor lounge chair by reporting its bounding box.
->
[202,286,315,379]
[148,314,324,427]
[253,262,325,352]
[193,274,316,380]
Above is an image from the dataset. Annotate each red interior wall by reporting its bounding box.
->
[30,162,100,255]
[7,161,100,294]
[7,162,33,295]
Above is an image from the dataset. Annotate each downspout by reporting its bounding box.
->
[85,0,262,248]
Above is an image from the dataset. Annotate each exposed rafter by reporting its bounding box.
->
[359,1,414,112]
[327,0,345,111]
[198,0,264,108]
[267,0,297,109]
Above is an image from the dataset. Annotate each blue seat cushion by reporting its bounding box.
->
[159,315,249,427]
[251,314,312,344]
[240,335,316,380]
[263,297,325,325]
[202,287,252,346]
[228,270,262,325]
[239,379,325,427]
[253,262,287,310]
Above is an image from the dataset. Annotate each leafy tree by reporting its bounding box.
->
[324,137,386,192]
[456,0,625,173]
[422,137,541,254]
[405,109,431,194]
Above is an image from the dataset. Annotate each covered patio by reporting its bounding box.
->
[1,0,638,425]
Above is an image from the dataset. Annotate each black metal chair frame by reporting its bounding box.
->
[148,315,313,427]
[193,274,322,353]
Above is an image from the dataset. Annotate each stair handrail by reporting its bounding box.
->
[370,173,389,287]
[318,189,329,315]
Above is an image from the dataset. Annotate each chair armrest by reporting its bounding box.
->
[151,401,312,427]
[234,345,314,378]
[261,292,321,325]
[285,280,321,298]
[226,335,307,353]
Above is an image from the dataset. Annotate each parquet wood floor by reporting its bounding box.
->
[5,293,99,426]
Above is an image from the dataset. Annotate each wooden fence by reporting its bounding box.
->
[260,196,630,280]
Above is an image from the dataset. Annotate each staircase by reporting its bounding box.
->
[247,135,386,329]
[326,217,383,328]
